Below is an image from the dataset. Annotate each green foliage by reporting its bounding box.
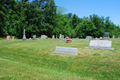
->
[0,0,120,38]
[76,19,96,38]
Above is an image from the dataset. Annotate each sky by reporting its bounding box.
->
[28,0,120,26]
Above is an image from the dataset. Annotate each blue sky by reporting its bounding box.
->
[28,0,120,26]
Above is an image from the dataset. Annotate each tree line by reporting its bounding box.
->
[0,0,120,38]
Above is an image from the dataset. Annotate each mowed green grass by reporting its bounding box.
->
[0,38,120,80]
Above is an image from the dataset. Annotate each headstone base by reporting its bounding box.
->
[85,46,114,50]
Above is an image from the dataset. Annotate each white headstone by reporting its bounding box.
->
[55,47,77,55]
[41,35,47,39]
[86,40,114,50]
[12,36,14,40]
[59,34,61,39]
[100,37,102,40]
[52,35,55,39]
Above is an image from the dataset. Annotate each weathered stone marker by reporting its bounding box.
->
[33,35,36,40]
[41,35,47,39]
[55,47,77,55]
[23,29,26,41]
[104,32,109,39]
[6,36,11,40]
[86,36,92,39]
[86,40,114,50]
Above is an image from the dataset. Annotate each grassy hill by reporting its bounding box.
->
[0,38,120,80]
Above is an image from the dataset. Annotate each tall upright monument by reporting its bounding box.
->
[23,29,26,41]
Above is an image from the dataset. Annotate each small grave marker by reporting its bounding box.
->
[6,36,11,40]
[41,35,47,39]
[23,29,26,41]
[104,32,109,39]
[86,36,92,39]
[33,35,36,40]
[55,47,77,55]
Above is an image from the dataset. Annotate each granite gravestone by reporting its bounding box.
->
[41,35,47,39]
[12,36,14,40]
[86,40,114,50]
[6,36,11,40]
[86,36,92,39]
[59,34,61,39]
[113,35,115,38]
[55,47,77,55]
[23,29,26,41]
[33,35,36,40]
[52,35,55,39]
[104,32,109,39]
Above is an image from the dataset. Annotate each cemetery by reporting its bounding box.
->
[0,36,120,80]
[0,0,120,79]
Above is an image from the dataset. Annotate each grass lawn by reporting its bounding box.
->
[0,38,120,80]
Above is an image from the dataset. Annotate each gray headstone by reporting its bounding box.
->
[104,32,109,39]
[12,36,14,40]
[52,35,55,39]
[59,34,61,39]
[55,47,77,55]
[33,35,36,40]
[41,35,47,39]
[86,36,92,39]
[113,35,115,38]
[23,29,26,41]
[86,40,114,50]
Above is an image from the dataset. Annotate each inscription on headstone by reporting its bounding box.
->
[55,47,77,55]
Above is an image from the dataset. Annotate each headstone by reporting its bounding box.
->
[6,36,11,40]
[41,35,47,39]
[59,34,61,39]
[100,37,103,40]
[12,36,14,40]
[61,35,64,39]
[29,38,31,39]
[95,37,98,39]
[86,40,114,50]
[33,35,36,40]
[86,36,92,39]
[23,29,26,41]
[55,47,77,55]
[56,35,57,39]
[104,32,109,39]
[52,35,55,39]
[113,35,115,38]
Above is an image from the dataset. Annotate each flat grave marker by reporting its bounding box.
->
[55,47,77,55]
